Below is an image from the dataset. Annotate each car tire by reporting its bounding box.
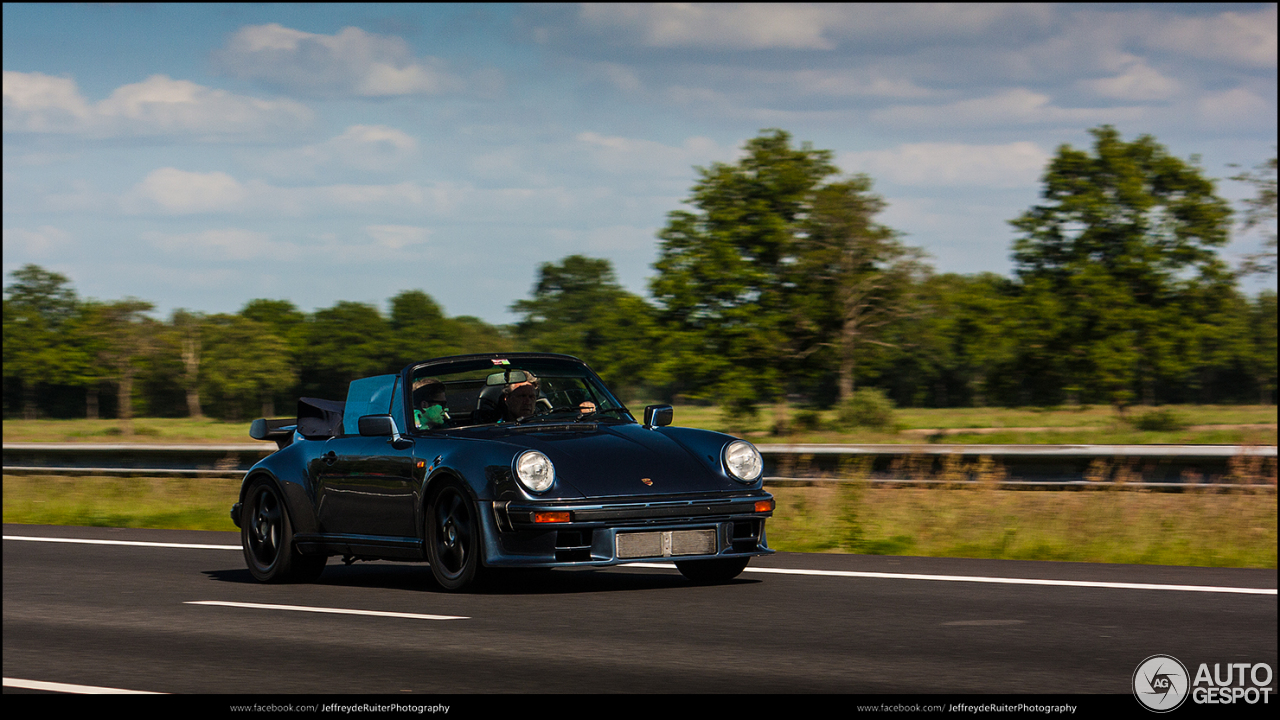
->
[675,556,749,584]
[241,478,326,583]
[426,481,484,591]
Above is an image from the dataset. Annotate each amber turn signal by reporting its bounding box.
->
[534,511,571,523]
[754,499,775,513]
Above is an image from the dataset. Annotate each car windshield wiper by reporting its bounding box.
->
[590,408,632,421]
[517,406,631,424]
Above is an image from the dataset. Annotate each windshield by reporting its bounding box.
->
[408,356,631,430]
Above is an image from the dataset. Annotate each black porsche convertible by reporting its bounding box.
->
[232,353,774,591]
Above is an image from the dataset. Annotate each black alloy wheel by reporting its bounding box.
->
[241,479,325,583]
[426,482,483,591]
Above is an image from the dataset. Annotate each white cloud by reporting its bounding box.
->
[1079,61,1182,102]
[780,70,934,99]
[840,142,1050,188]
[145,228,280,261]
[2,225,74,257]
[244,125,419,179]
[3,71,312,138]
[1195,87,1273,130]
[118,168,572,220]
[2,71,91,132]
[314,182,464,214]
[571,4,1052,51]
[1143,7,1277,68]
[123,168,248,214]
[365,224,431,250]
[578,3,843,50]
[213,23,470,97]
[36,179,113,213]
[576,131,725,176]
[144,225,433,264]
[871,88,1146,127]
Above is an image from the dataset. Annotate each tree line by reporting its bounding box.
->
[4,127,1276,431]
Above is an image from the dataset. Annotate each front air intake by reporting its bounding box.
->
[555,529,593,562]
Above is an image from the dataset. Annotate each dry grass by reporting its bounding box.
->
[3,474,242,531]
[5,472,1275,569]
[2,417,260,444]
[4,404,1275,445]
[767,483,1277,568]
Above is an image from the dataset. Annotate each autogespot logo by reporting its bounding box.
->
[1134,654,1190,712]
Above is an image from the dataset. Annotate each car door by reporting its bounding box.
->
[315,434,419,540]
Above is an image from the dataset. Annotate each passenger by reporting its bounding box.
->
[577,400,597,414]
[413,379,451,429]
[501,372,539,422]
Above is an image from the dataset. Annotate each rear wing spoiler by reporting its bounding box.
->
[249,418,296,451]
[249,397,348,451]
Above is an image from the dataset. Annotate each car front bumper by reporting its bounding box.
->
[481,492,775,567]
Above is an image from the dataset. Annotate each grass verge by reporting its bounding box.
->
[768,484,1277,568]
[4,474,1275,568]
[4,404,1275,445]
[3,474,242,531]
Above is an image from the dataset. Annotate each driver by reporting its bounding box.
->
[501,372,539,422]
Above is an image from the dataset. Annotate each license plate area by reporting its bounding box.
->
[616,528,717,559]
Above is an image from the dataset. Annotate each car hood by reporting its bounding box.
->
[477,421,743,499]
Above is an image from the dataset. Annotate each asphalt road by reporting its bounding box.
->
[3,523,1276,697]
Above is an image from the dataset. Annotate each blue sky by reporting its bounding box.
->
[4,3,1276,323]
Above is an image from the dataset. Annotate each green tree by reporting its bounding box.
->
[449,316,514,356]
[389,289,514,364]
[3,265,88,419]
[200,315,296,420]
[1009,126,1233,408]
[240,299,308,411]
[1230,154,1277,277]
[89,298,157,435]
[240,299,307,340]
[651,129,839,408]
[298,301,393,400]
[169,309,206,418]
[389,289,461,365]
[881,273,1018,407]
[1248,291,1277,404]
[511,255,658,396]
[800,176,926,403]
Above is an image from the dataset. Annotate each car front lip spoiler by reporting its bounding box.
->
[496,494,773,530]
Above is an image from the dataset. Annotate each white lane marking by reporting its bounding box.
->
[623,562,1278,596]
[8,535,1274,596]
[186,600,468,621]
[3,677,162,694]
[4,535,239,550]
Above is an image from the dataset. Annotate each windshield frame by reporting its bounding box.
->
[401,353,633,432]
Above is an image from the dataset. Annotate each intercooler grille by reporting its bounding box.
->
[616,528,717,559]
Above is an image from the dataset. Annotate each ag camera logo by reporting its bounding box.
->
[1133,655,1189,712]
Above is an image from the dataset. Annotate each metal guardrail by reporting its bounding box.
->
[1,443,272,477]
[755,443,1277,457]
[755,443,1276,491]
[2,442,1276,490]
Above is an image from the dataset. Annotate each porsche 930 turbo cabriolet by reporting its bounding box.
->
[232,353,774,590]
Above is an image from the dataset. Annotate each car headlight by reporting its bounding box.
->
[723,440,763,483]
[515,450,555,493]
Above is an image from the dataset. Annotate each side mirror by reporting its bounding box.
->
[358,414,395,436]
[643,405,673,429]
[358,414,413,449]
